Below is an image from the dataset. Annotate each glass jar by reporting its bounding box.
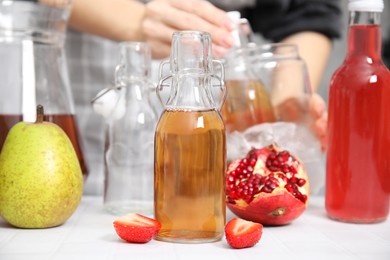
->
[223,43,327,195]
[222,44,277,133]
[0,0,88,178]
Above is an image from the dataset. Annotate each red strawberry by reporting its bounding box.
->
[225,218,263,249]
[113,213,161,243]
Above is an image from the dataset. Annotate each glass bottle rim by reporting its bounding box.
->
[224,42,300,62]
[172,30,212,38]
[170,30,213,75]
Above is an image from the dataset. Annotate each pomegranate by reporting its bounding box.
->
[226,144,309,225]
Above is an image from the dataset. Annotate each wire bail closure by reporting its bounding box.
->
[156,59,226,110]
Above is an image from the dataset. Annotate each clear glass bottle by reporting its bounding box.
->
[221,11,275,133]
[326,0,390,223]
[92,42,157,215]
[0,0,88,179]
[154,31,226,243]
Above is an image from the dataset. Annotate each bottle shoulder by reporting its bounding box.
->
[332,59,390,78]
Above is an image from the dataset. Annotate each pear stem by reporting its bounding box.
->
[36,104,44,123]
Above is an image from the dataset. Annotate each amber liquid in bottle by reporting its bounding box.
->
[0,114,88,179]
[221,79,276,132]
[154,109,226,243]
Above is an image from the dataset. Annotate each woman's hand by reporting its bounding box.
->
[141,0,235,59]
[309,93,327,152]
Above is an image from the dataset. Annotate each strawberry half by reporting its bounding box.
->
[225,218,263,249]
[113,213,161,243]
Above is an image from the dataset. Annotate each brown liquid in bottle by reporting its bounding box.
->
[0,114,88,180]
[154,109,226,242]
[221,79,276,132]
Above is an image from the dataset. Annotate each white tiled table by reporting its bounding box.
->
[1,195,389,260]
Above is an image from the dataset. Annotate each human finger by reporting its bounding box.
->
[168,0,234,31]
[311,111,328,152]
[146,0,234,48]
[309,93,326,119]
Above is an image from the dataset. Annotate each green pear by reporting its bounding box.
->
[0,105,83,228]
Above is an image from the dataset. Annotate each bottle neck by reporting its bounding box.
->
[164,31,217,110]
[347,10,382,60]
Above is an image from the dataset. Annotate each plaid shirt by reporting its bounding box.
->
[65,0,341,195]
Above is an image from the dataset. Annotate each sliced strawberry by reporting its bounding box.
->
[113,213,161,243]
[225,218,263,249]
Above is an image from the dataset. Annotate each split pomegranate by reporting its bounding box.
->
[226,144,309,225]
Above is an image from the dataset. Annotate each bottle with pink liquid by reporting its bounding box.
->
[326,0,390,223]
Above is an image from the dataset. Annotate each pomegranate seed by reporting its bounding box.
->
[268,176,278,182]
[289,177,297,184]
[277,173,287,182]
[249,159,257,167]
[261,186,272,193]
[297,179,306,186]
[268,182,278,190]
[228,198,236,204]
[290,167,297,174]
[245,196,253,203]
[228,190,238,199]
[285,184,294,193]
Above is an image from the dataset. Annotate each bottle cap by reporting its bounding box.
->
[348,0,384,12]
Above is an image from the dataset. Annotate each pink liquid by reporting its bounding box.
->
[0,114,88,180]
[326,25,390,223]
